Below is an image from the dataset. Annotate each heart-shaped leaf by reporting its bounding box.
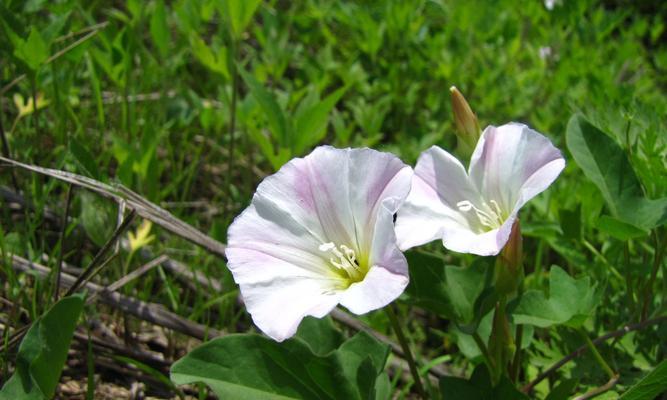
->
[512,266,601,328]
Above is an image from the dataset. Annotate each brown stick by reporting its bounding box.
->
[8,254,222,341]
[572,375,619,400]
[0,156,227,258]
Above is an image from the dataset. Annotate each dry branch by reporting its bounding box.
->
[0,156,227,258]
[8,254,222,341]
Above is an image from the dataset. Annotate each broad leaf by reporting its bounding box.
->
[619,360,667,400]
[171,331,389,400]
[0,295,84,399]
[596,215,649,241]
[295,316,343,356]
[406,252,494,330]
[566,114,667,230]
[13,27,49,71]
[512,266,601,328]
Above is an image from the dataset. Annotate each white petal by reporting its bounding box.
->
[348,148,413,252]
[340,266,409,314]
[395,146,484,250]
[469,123,565,214]
[227,205,344,341]
[440,212,517,256]
[229,247,341,342]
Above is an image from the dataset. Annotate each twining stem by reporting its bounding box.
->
[386,305,427,399]
[578,329,615,380]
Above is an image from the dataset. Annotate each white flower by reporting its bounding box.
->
[539,46,553,60]
[226,146,412,341]
[395,123,565,256]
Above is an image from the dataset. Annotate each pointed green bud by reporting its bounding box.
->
[450,86,481,155]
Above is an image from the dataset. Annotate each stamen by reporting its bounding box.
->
[456,199,505,230]
[489,200,504,223]
[319,242,363,282]
[456,200,473,212]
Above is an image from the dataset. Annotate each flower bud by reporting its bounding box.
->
[450,86,481,155]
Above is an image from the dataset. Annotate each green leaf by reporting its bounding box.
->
[566,114,667,230]
[438,364,528,400]
[239,68,289,148]
[80,191,114,247]
[13,27,49,70]
[619,360,667,400]
[293,87,347,153]
[171,332,389,400]
[150,0,170,58]
[223,0,262,38]
[596,215,649,240]
[512,266,601,328]
[406,252,494,329]
[0,295,84,399]
[190,35,229,78]
[295,316,343,356]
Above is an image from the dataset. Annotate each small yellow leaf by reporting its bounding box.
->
[13,92,50,118]
[128,220,155,252]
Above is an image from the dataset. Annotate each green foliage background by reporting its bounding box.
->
[0,0,665,398]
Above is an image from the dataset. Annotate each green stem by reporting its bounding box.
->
[386,305,427,399]
[641,230,665,321]
[225,38,239,221]
[472,331,495,372]
[578,329,615,380]
[510,324,523,382]
[510,281,526,382]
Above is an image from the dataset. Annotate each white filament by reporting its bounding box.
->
[456,199,504,229]
[319,242,362,280]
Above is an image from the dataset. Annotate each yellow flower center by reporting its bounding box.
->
[319,242,367,286]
